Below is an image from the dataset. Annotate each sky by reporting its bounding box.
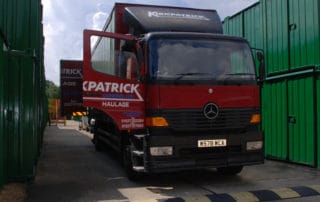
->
[42,0,258,85]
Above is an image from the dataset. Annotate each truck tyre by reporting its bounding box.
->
[122,145,141,181]
[94,131,103,151]
[217,166,243,175]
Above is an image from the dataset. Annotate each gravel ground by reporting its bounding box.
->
[0,183,27,202]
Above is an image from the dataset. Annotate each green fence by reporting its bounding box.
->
[223,0,320,167]
[0,0,46,189]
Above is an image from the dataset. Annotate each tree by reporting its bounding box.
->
[46,80,60,99]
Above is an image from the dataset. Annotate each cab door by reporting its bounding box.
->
[83,29,145,130]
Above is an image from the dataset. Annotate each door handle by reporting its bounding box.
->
[289,23,297,31]
[288,116,296,124]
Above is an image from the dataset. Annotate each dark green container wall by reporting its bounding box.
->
[243,4,263,50]
[0,0,46,187]
[223,14,243,37]
[224,0,320,75]
[223,1,320,168]
[0,0,8,189]
[289,0,320,69]
[263,74,318,166]
[262,81,287,160]
[0,36,5,188]
[317,76,320,168]
[263,0,289,74]
[223,3,264,76]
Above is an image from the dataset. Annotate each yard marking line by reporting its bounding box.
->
[160,197,185,202]
[158,185,320,202]
[270,188,300,199]
[228,191,259,202]
[250,189,281,201]
[291,186,319,197]
[132,199,158,202]
[307,185,320,193]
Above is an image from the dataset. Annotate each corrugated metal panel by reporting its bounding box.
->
[263,0,290,74]
[289,0,320,69]
[243,3,263,49]
[263,73,318,166]
[223,3,263,75]
[223,14,243,37]
[0,0,46,187]
[223,0,320,168]
[0,35,6,188]
[317,76,320,168]
[0,0,8,189]
[288,77,315,166]
[243,3,264,76]
[262,81,288,160]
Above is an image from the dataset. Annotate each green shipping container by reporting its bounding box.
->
[262,81,288,160]
[0,0,46,188]
[0,33,6,188]
[317,75,320,167]
[262,0,320,74]
[263,68,319,166]
[223,2,264,75]
[223,0,320,168]
[223,0,320,75]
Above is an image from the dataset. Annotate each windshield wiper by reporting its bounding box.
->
[219,73,255,85]
[175,72,211,80]
[224,73,255,76]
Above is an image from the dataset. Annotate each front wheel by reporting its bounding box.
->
[217,166,243,175]
[93,131,103,151]
[122,145,141,181]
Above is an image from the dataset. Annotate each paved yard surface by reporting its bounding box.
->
[26,121,320,202]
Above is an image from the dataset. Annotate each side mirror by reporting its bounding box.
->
[257,51,264,62]
[256,51,265,83]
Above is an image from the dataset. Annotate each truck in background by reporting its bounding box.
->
[83,3,264,179]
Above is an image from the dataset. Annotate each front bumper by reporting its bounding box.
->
[143,129,264,173]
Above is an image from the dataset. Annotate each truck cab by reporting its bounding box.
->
[83,3,264,180]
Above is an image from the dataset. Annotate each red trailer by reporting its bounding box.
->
[83,3,264,180]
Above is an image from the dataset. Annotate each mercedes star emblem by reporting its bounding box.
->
[203,103,219,120]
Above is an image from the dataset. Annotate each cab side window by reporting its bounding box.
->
[91,37,139,81]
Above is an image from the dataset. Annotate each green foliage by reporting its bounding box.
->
[46,80,60,99]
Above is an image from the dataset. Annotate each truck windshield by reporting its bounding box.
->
[148,38,256,84]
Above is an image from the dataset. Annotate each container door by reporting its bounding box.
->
[262,81,288,160]
[287,77,315,166]
[83,30,145,131]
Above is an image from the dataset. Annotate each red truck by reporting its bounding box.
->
[83,3,264,179]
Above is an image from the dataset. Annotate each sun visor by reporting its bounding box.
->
[123,6,223,35]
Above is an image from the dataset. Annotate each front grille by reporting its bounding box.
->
[179,146,242,157]
[163,108,258,130]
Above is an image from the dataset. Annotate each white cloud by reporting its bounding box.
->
[92,12,108,30]
[43,0,258,85]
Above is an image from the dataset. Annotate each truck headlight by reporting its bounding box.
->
[246,141,263,151]
[150,146,173,156]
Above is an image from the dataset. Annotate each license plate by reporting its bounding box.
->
[198,139,227,148]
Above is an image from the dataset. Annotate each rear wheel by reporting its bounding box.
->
[217,166,243,175]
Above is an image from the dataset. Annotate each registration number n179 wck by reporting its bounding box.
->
[198,139,227,148]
